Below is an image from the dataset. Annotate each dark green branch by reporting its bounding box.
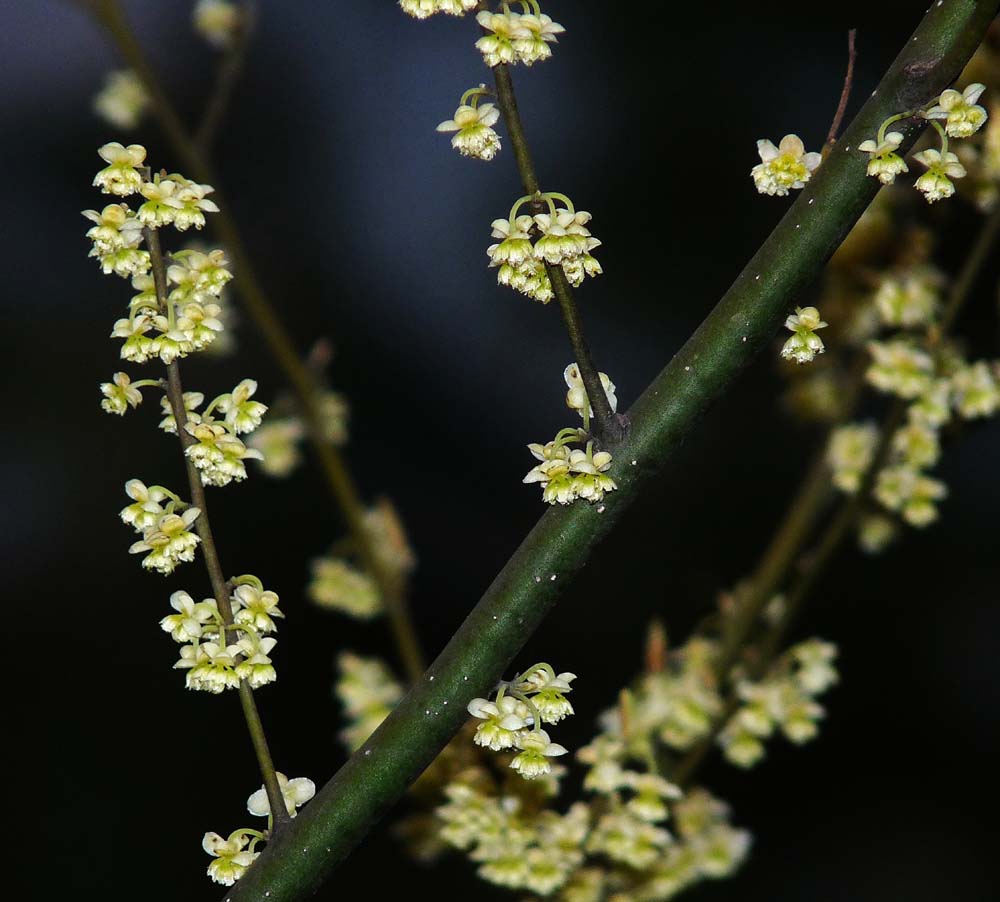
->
[225,3,998,898]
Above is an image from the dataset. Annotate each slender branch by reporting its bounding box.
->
[194,0,256,153]
[144,225,290,829]
[224,4,1000,898]
[825,29,858,152]
[90,0,425,682]
[491,63,623,444]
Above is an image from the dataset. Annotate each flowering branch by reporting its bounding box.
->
[87,0,426,682]
[222,2,1000,898]
[491,62,624,445]
[824,29,858,152]
[143,223,290,830]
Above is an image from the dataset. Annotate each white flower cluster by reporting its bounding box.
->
[93,70,149,130]
[488,193,603,303]
[202,771,316,886]
[335,652,405,751]
[164,576,283,693]
[751,134,822,196]
[859,85,988,202]
[437,86,502,161]
[475,6,566,67]
[781,306,828,364]
[87,144,234,370]
[166,379,267,487]
[718,639,838,768]
[437,786,589,895]
[120,479,201,575]
[524,365,619,505]
[862,334,1000,529]
[467,664,575,780]
[399,0,478,19]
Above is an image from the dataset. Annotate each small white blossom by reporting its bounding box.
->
[437,101,502,161]
[216,379,268,434]
[93,70,149,130]
[129,507,202,575]
[247,772,316,818]
[137,174,183,228]
[858,131,909,184]
[510,729,568,779]
[232,583,284,633]
[203,831,258,886]
[93,142,147,197]
[235,633,278,688]
[475,12,527,67]
[247,419,304,477]
[873,266,942,328]
[160,590,218,642]
[913,148,966,203]
[187,639,242,692]
[512,13,566,65]
[751,134,821,196]
[468,695,531,751]
[925,84,988,138]
[119,479,167,531]
[100,371,144,415]
[781,306,827,364]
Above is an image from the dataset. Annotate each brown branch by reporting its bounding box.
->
[825,29,858,153]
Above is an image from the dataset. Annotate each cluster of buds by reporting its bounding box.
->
[718,639,838,767]
[781,306,828,364]
[120,480,201,575]
[474,4,565,67]
[203,772,316,885]
[467,663,575,780]
[488,192,603,303]
[437,85,502,161]
[859,85,988,202]
[335,653,405,750]
[164,576,283,693]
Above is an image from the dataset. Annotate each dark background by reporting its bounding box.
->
[4,2,999,899]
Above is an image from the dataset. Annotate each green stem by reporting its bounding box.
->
[91,0,426,683]
[145,225,290,830]
[491,63,622,445]
[224,3,999,898]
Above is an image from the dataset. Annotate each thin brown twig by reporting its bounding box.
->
[825,29,858,153]
[145,224,290,830]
